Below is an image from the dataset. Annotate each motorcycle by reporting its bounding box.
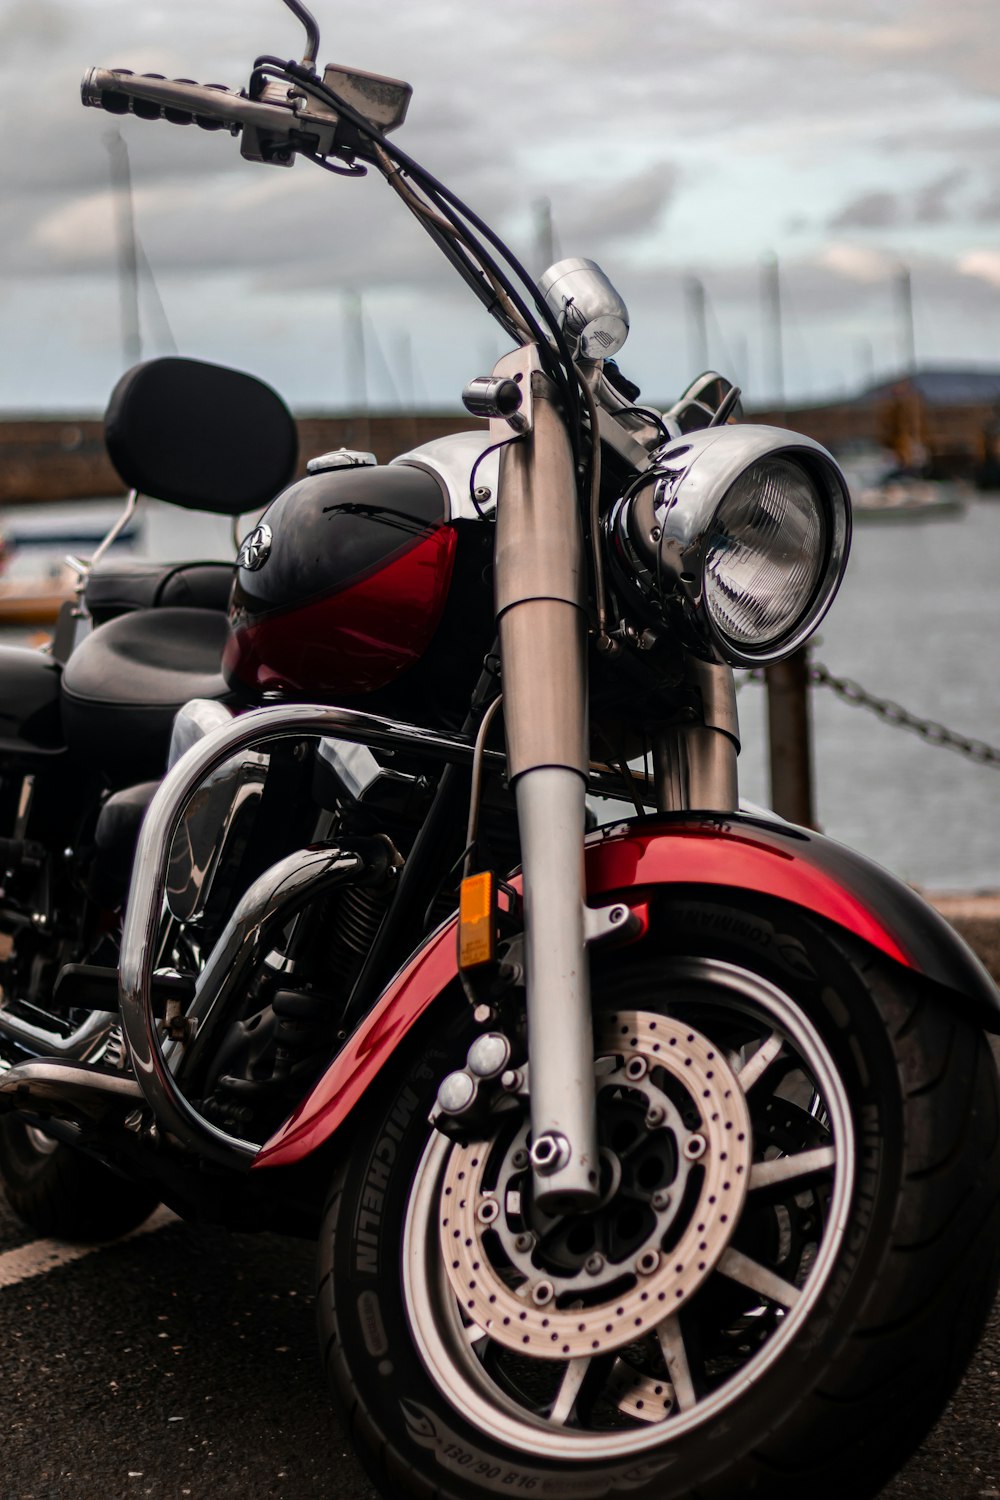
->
[1,3,998,1495]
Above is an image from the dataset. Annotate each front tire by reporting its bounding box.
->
[317,897,1000,1499]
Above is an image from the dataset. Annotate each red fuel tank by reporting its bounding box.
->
[224,462,457,699]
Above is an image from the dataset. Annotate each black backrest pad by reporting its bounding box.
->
[104,357,298,515]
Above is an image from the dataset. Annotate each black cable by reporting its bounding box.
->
[409,172,581,429]
[301,149,367,178]
[625,406,672,445]
[468,438,516,519]
[255,64,552,364]
[381,165,583,466]
[256,58,584,462]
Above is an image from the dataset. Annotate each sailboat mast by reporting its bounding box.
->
[106,130,142,368]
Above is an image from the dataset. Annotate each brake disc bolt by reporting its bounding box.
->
[684,1132,707,1160]
[511,1146,529,1169]
[585,1253,605,1276]
[645,1103,666,1129]
[652,1188,672,1211]
[530,1280,554,1306]
[636,1250,661,1276]
[514,1233,534,1254]
[476,1197,500,1225]
[625,1056,648,1081]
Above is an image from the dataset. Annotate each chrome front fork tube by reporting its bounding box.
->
[494,347,600,1212]
[514,769,596,1210]
[652,661,740,814]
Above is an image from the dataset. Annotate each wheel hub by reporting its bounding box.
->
[439,1010,752,1359]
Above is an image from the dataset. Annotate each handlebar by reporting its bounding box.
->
[82,68,283,130]
[81,67,338,164]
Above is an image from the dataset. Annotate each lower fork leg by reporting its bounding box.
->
[515,767,599,1211]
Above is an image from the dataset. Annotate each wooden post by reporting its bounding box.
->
[764,646,816,828]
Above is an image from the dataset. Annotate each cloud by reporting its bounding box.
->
[818,244,898,283]
[0,0,70,52]
[975,186,1000,222]
[958,250,1000,288]
[829,191,901,230]
[552,164,679,256]
[915,169,967,223]
[2,0,1000,412]
[826,169,970,233]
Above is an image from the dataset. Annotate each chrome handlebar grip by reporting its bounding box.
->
[81,67,297,137]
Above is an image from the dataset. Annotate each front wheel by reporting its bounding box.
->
[318,898,1000,1500]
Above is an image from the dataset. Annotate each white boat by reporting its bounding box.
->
[852,477,969,522]
[835,447,969,523]
[0,500,141,626]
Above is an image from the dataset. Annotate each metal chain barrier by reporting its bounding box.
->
[807,661,1000,768]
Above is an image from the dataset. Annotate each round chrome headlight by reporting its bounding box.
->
[703,458,827,650]
[608,425,851,667]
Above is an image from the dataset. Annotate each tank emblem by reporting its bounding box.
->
[237,522,273,572]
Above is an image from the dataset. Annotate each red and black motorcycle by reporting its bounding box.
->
[0,4,997,1496]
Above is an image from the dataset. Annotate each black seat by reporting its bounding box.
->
[60,357,298,782]
[61,608,232,783]
[84,559,236,625]
[104,357,298,516]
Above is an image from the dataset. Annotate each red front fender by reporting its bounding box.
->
[255,812,1000,1169]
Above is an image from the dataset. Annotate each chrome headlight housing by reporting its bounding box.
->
[608,426,851,667]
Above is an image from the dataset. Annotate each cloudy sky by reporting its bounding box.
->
[2,0,999,413]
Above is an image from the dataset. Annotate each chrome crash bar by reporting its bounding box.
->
[118,704,508,1170]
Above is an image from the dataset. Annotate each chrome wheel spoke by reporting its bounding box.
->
[656,1314,696,1411]
[405,961,855,1458]
[548,1356,591,1426]
[749,1144,836,1191]
[717,1246,802,1308]
[736,1028,784,1091]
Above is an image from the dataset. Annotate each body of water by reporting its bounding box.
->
[735,498,1000,891]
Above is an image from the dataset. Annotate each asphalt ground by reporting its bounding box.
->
[0,901,997,1500]
[0,1199,382,1500]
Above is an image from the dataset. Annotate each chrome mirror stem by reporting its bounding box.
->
[280,0,321,71]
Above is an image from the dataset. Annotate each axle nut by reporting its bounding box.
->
[530,1131,571,1175]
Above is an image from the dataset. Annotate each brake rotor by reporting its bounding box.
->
[438,1010,753,1360]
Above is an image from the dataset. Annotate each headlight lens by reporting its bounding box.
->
[704,458,826,649]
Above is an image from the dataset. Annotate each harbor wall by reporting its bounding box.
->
[2,396,997,505]
[0,413,484,506]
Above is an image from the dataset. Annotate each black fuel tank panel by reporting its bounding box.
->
[231,462,448,620]
[225,462,457,700]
